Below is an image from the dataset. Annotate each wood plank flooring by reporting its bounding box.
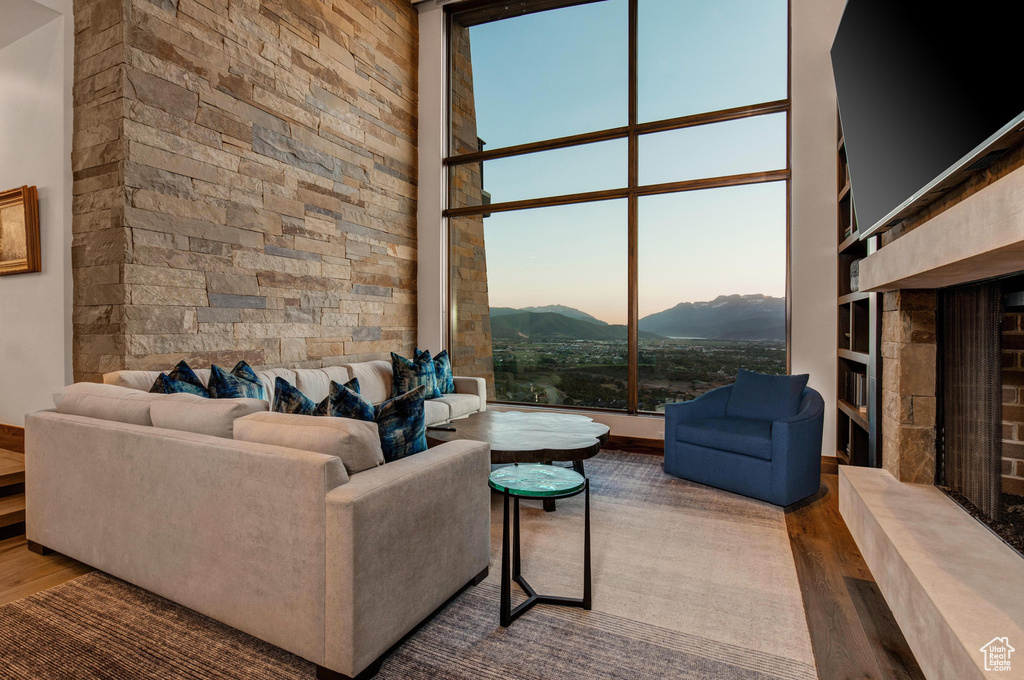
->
[786,458,924,680]
[0,534,92,606]
[0,449,924,680]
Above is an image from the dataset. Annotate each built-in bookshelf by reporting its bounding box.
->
[836,111,882,467]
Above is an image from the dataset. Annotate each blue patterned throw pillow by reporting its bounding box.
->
[273,377,366,418]
[208,361,265,400]
[150,360,208,397]
[326,378,376,422]
[392,351,441,400]
[415,348,455,394]
[375,385,427,462]
[272,378,326,415]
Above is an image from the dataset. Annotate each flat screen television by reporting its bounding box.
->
[831,0,1024,237]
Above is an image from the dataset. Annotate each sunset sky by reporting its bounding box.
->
[462,0,788,325]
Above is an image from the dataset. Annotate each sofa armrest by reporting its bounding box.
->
[664,384,732,427]
[770,389,825,504]
[323,440,491,677]
[453,375,487,412]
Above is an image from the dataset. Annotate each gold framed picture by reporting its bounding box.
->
[0,186,41,276]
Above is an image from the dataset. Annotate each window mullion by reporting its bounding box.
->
[627,0,639,414]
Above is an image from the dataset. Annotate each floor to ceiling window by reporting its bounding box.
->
[447,0,790,413]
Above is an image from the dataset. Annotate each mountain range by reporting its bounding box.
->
[489,294,784,342]
[489,311,661,342]
[490,305,608,326]
[638,294,785,341]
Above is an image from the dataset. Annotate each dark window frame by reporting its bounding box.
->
[444,0,792,414]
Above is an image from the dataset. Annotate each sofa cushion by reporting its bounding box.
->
[150,360,209,397]
[208,362,265,400]
[377,386,427,462]
[54,383,165,426]
[252,368,296,405]
[433,393,480,420]
[294,367,351,404]
[725,370,809,422]
[423,399,450,426]
[272,378,328,416]
[151,394,268,439]
[675,417,773,461]
[341,361,391,405]
[234,411,384,476]
[104,370,166,392]
[391,352,441,400]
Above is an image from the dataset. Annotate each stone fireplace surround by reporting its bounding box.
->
[842,155,1024,679]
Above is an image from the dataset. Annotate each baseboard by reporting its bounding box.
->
[606,435,663,455]
[0,424,24,454]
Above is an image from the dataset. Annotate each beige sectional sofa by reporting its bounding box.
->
[103,359,487,426]
[25,360,493,680]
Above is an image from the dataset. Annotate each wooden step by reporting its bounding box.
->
[0,492,25,529]
[0,449,25,488]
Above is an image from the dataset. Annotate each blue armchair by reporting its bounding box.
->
[664,377,824,507]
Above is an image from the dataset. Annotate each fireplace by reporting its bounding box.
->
[938,276,1024,555]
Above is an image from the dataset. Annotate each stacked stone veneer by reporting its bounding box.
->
[881,290,937,484]
[447,21,494,397]
[1001,311,1024,495]
[72,0,417,381]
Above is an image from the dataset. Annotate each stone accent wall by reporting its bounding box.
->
[881,290,937,483]
[1001,311,1024,495]
[448,21,494,397]
[72,0,418,381]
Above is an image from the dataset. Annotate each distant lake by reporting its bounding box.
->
[666,336,706,340]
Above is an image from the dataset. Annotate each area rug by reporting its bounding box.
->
[0,451,817,679]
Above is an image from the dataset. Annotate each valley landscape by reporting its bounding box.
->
[487,294,786,411]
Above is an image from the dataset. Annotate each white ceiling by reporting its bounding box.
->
[0,0,61,51]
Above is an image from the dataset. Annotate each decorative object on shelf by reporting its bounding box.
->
[0,185,40,276]
[850,258,860,292]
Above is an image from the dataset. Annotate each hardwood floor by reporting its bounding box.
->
[0,534,91,606]
[786,458,924,680]
[0,449,924,680]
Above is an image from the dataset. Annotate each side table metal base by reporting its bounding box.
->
[500,480,591,627]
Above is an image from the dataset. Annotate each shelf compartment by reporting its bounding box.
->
[838,291,870,305]
[838,348,869,364]
[838,231,864,255]
[851,298,870,354]
[838,398,869,430]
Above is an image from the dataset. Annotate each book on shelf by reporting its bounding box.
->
[847,372,868,409]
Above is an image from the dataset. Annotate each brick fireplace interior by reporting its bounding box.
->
[1001,282,1024,497]
[882,279,1024,555]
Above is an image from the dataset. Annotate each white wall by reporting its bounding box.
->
[790,0,846,455]
[418,0,845,448]
[0,0,73,426]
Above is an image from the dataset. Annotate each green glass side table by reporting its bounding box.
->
[489,463,592,627]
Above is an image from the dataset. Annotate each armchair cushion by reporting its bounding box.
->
[675,417,773,461]
[726,369,808,422]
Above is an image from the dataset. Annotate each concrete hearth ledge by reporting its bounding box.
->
[859,164,1024,291]
[839,467,1024,680]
